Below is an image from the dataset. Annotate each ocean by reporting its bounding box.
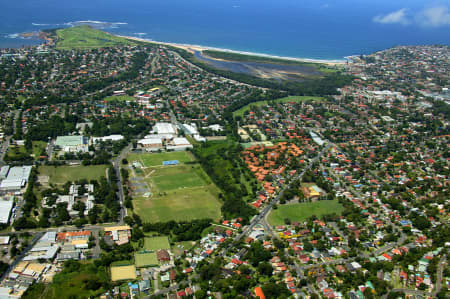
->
[0,0,449,60]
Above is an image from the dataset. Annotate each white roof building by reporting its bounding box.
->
[182,123,198,135]
[0,180,25,191]
[207,124,223,132]
[92,135,124,143]
[5,166,32,182]
[23,245,59,261]
[0,166,10,180]
[0,236,10,245]
[166,137,193,151]
[0,198,13,224]
[151,122,177,136]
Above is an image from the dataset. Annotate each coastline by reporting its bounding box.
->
[117,35,348,66]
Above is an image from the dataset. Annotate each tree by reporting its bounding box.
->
[257,262,273,276]
[418,283,428,291]
[261,282,290,298]
[245,241,272,266]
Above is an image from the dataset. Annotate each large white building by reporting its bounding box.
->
[151,122,177,136]
[55,135,88,153]
[137,138,163,151]
[0,198,14,224]
[181,123,198,135]
[92,134,124,144]
[166,137,193,151]
[0,166,32,192]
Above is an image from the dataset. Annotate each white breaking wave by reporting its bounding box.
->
[65,20,129,29]
[6,33,20,39]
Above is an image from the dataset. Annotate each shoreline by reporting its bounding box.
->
[5,29,349,65]
[117,35,348,65]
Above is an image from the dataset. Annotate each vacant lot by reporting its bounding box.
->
[129,151,222,222]
[268,200,344,226]
[38,165,108,184]
[135,252,158,267]
[110,265,137,281]
[144,236,170,251]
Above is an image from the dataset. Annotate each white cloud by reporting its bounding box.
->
[373,6,450,27]
[373,8,410,25]
[416,6,450,27]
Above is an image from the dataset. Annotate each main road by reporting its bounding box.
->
[113,143,133,223]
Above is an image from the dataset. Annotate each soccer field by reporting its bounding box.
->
[134,186,222,222]
[144,236,171,251]
[129,151,222,222]
[135,252,158,267]
[38,165,108,184]
[129,151,193,167]
[268,200,344,226]
[152,168,206,191]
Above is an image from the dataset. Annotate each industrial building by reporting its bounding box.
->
[137,138,163,151]
[0,166,32,192]
[166,137,193,151]
[150,122,177,136]
[104,225,131,245]
[92,134,124,144]
[0,198,14,224]
[55,135,89,153]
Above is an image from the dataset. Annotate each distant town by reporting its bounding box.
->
[0,26,448,299]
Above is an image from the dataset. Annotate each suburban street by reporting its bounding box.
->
[113,143,133,223]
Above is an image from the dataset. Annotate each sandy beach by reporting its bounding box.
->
[118,35,347,66]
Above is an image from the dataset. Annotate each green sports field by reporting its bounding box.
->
[38,165,108,184]
[135,252,158,267]
[268,200,344,226]
[151,166,206,191]
[135,186,221,222]
[128,151,193,167]
[144,236,170,251]
[129,151,222,222]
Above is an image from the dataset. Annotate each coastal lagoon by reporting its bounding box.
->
[193,50,323,81]
[1,0,449,59]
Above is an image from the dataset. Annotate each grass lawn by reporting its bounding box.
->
[129,151,193,167]
[38,165,108,184]
[104,95,135,102]
[110,265,137,282]
[144,236,171,251]
[152,168,205,191]
[233,96,324,118]
[172,241,196,256]
[6,141,47,161]
[268,200,344,226]
[135,252,159,267]
[134,186,222,222]
[129,151,222,222]
[56,25,136,49]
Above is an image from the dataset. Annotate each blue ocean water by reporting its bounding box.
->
[0,0,449,60]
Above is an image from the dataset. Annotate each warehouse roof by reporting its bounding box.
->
[6,166,32,182]
[0,166,9,179]
[151,122,176,135]
[0,199,13,224]
[55,136,86,147]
